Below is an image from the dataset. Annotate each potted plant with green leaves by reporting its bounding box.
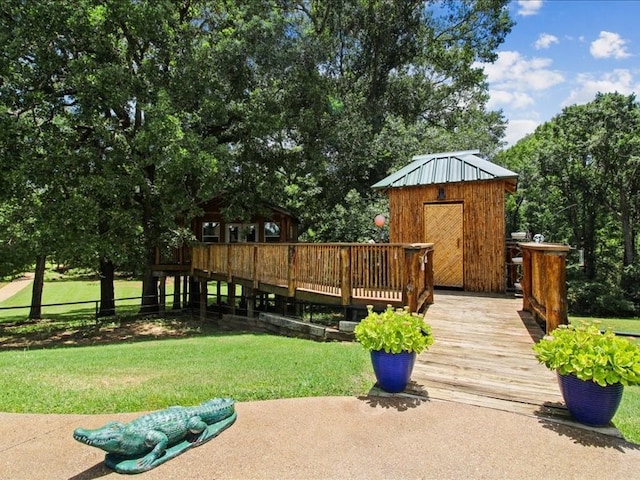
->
[533,323,640,426]
[354,305,434,393]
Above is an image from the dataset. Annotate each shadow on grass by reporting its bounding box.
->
[0,311,239,351]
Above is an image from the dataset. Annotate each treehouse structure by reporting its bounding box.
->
[372,150,518,294]
[152,197,300,310]
[153,196,434,318]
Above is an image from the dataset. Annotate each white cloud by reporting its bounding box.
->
[487,90,535,110]
[504,119,541,146]
[534,33,559,50]
[563,69,640,107]
[480,51,565,92]
[517,0,543,17]
[590,31,631,59]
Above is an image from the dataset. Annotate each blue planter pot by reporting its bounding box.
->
[557,373,624,427]
[370,350,416,393]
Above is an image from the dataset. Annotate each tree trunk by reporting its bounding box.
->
[29,255,46,320]
[188,276,200,309]
[582,209,597,280]
[98,258,116,317]
[620,187,635,266]
[140,267,159,314]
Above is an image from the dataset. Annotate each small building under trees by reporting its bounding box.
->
[191,197,299,244]
[152,197,299,311]
[372,150,518,293]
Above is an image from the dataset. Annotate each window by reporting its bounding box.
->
[226,223,257,243]
[202,222,220,243]
[264,222,281,242]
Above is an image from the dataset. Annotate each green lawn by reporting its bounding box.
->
[0,333,375,414]
[0,277,155,318]
[570,315,640,335]
[0,279,638,444]
[616,386,640,444]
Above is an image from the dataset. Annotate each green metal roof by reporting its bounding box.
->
[371,150,518,190]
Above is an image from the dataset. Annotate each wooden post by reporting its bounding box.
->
[545,252,568,332]
[199,280,208,321]
[253,244,259,289]
[340,246,351,306]
[228,282,236,315]
[158,275,166,313]
[521,247,532,312]
[424,248,435,305]
[182,275,188,308]
[287,244,296,298]
[402,245,420,312]
[172,274,181,310]
[246,286,255,317]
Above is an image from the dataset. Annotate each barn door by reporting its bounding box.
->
[423,203,463,287]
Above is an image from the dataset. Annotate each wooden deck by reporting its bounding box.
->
[397,291,622,435]
[407,292,560,409]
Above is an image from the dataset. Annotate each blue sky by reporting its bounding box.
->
[478,0,640,146]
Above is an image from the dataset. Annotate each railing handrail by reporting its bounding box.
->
[190,242,434,312]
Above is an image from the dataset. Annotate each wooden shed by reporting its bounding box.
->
[372,150,518,293]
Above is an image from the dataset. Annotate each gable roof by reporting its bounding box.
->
[371,150,518,192]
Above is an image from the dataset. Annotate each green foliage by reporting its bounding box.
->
[622,264,640,308]
[568,280,637,317]
[354,305,434,354]
[533,323,640,387]
[501,92,640,316]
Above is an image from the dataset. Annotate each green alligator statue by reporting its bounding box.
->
[73,397,236,474]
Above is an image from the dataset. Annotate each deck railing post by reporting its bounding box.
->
[521,247,532,312]
[340,246,352,305]
[519,243,569,332]
[287,244,296,297]
[424,247,435,305]
[252,244,259,289]
[544,251,568,332]
[402,245,421,312]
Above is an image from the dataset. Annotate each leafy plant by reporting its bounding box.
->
[354,305,434,354]
[533,323,640,386]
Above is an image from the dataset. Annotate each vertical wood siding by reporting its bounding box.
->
[387,180,508,293]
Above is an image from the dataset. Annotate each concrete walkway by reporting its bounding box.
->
[1,396,639,480]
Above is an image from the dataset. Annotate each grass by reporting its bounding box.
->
[570,315,640,335]
[0,333,374,414]
[0,277,155,317]
[0,277,638,444]
[615,386,640,444]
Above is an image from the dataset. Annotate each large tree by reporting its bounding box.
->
[223,0,513,240]
[498,92,640,314]
[1,1,513,315]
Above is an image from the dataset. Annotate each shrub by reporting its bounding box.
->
[354,305,433,354]
[533,323,640,386]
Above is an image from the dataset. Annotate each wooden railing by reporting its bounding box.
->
[520,242,571,332]
[191,243,434,312]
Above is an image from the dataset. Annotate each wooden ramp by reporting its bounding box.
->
[391,292,619,436]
